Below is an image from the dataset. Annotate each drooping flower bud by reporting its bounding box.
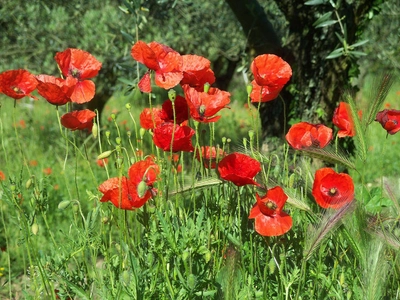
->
[137,180,148,198]
[97,150,113,160]
[92,122,98,138]
[58,200,72,210]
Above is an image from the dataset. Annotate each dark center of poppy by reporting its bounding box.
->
[266,200,277,210]
[70,68,81,79]
[199,105,206,117]
[328,187,337,196]
[12,86,22,94]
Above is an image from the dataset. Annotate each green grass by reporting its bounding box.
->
[1,79,400,299]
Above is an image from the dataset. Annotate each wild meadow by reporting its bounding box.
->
[0,41,400,300]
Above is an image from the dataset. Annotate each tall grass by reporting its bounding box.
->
[0,75,400,299]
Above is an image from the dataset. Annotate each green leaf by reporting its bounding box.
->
[349,39,369,48]
[316,20,338,28]
[349,51,367,57]
[313,12,333,27]
[121,30,135,43]
[305,0,327,5]
[326,48,344,59]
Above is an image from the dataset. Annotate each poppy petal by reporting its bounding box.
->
[138,72,152,93]
[131,40,159,70]
[70,80,96,104]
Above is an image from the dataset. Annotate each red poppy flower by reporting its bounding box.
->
[36,75,76,106]
[60,109,96,132]
[138,72,152,93]
[249,186,293,236]
[180,54,215,89]
[251,54,292,87]
[375,109,400,135]
[196,146,226,169]
[153,122,195,152]
[183,84,230,123]
[218,152,261,186]
[160,95,189,124]
[285,122,333,149]
[99,157,160,210]
[312,168,354,209]
[332,102,355,137]
[131,41,183,90]
[0,170,5,181]
[139,107,164,130]
[54,48,102,104]
[250,54,291,102]
[97,158,108,167]
[43,168,52,175]
[0,69,38,100]
[250,80,283,102]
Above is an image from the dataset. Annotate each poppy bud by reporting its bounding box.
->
[268,258,276,274]
[116,137,122,145]
[111,113,116,120]
[248,130,254,141]
[121,270,130,286]
[102,216,109,224]
[137,180,148,198]
[116,158,123,168]
[168,89,176,102]
[92,123,98,138]
[187,274,196,290]
[125,103,131,110]
[72,203,79,213]
[97,150,113,160]
[105,130,111,139]
[222,137,227,145]
[203,82,210,93]
[182,250,190,261]
[227,138,231,143]
[58,200,71,210]
[340,271,345,286]
[139,128,146,139]
[246,83,253,96]
[25,176,34,189]
[31,223,39,235]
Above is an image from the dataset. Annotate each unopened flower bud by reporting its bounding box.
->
[246,83,253,96]
[203,82,210,93]
[105,131,111,138]
[125,103,131,110]
[58,200,71,210]
[31,223,39,235]
[116,137,122,145]
[222,137,227,145]
[72,202,79,213]
[137,180,148,198]
[139,128,146,139]
[121,270,131,286]
[97,150,113,160]
[168,89,176,102]
[25,176,34,189]
[111,113,116,120]
[92,123,98,138]
[248,130,254,140]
